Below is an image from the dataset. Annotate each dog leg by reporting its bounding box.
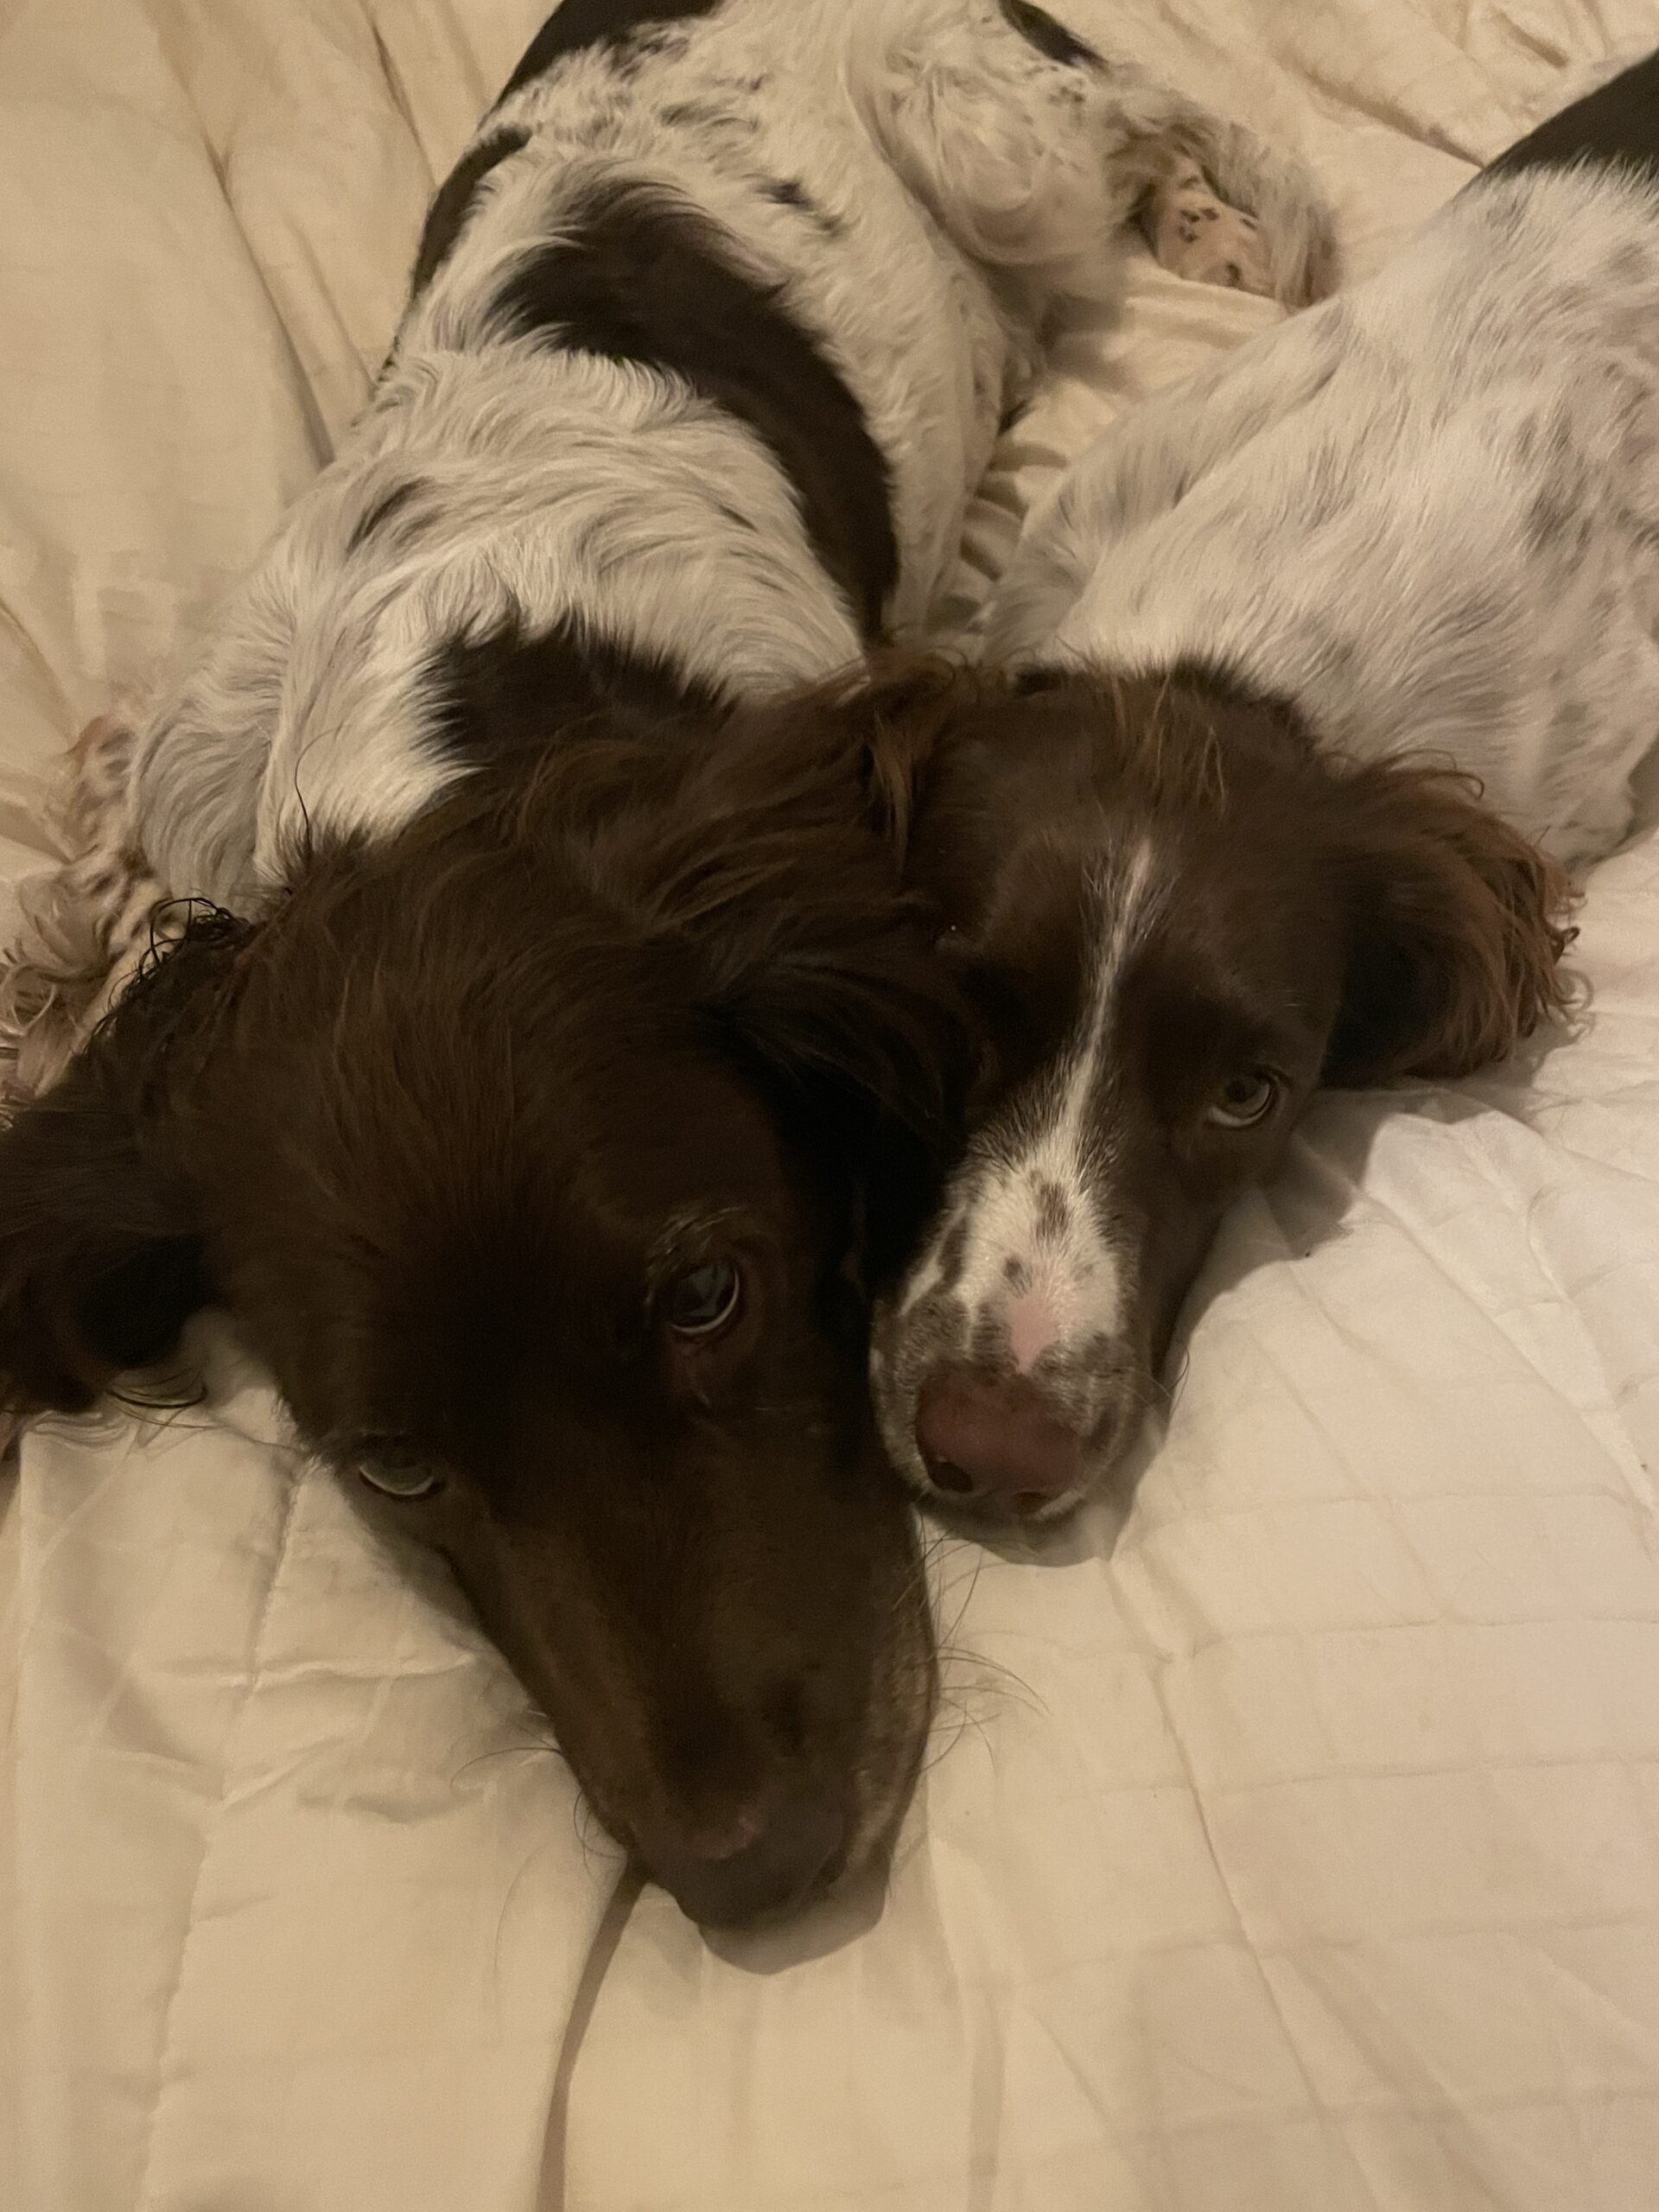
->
[1140,157,1272,294]
[855,0,1338,311]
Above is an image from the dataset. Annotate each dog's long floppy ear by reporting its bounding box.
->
[649,658,988,1277]
[0,906,252,1417]
[823,652,987,861]
[1323,759,1575,1086]
[699,649,980,853]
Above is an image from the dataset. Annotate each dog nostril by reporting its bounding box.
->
[915,1367,1084,1510]
[924,1454,976,1497]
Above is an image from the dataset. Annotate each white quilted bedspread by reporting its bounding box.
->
[3,4,1659,2209]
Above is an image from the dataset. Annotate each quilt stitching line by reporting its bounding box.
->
[1268,1107,1656,1512]
[1459,1119,1659,1518]
[1099,1556,1385,2197]
[130,1461,304,2212]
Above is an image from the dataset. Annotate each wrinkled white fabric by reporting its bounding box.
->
[2,3,1657,2209]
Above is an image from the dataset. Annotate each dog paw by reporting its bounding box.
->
[1143,160,1273,297]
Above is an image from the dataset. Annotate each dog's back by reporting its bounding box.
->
[129,0,1014,910]
[998,51,1659,865]
[1486,46,1659,182]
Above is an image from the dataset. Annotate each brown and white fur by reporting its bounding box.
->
[1,0,1332,1097]
[0,0,1332,1927]
[855,58,1659,1521]
[855,659,1570,1519]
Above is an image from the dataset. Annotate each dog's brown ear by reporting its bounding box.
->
[697,732,969,1117]
[1325,760,1574,1086]
[746,652,985,860]
[0,906,251,1416]
[842,653,985,855]
[620,664,979,1278]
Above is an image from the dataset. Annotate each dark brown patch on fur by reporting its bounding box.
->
[1033,1179,1070,1243]
[1484,50,1659,186]
[498,0,721,105]
[492,179,898,637]
[661,98,738,131]
[408,127,530,302]
[1526,486,1588,557]
[761,176,845,237]
[430,613,726,760]
[1001,0,1101,68]
[0,696,974,1924]
[0,902,251,1412]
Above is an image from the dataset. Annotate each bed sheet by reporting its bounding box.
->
[3,3,1659,2209]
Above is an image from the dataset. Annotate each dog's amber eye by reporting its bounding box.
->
[1205,1070,1279,1130]
[355,1444,442,1500]
[666,1258,743,1338]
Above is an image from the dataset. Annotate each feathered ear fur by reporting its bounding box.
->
[634,657,986,1277]
[732,651,987,862]
[1323,760,1575,1086]
[0,906,252,1416]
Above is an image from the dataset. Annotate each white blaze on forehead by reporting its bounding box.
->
[915,836,1159,1367]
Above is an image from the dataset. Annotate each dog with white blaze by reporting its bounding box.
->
[856,58,1659,1522]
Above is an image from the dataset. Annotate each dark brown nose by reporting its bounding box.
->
[915,1367,1084,1515]
[641,1790,847,1928]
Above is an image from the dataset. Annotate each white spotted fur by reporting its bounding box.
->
[0,0,1333,1094]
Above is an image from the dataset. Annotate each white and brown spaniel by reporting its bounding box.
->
[0,0,1332,1926]
[866,57,1659,1524]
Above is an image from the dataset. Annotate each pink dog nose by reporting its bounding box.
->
[915,1369,1084,1515]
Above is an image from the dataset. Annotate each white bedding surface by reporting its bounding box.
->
[3,3,1659,2208]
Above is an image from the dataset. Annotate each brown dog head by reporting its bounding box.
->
[0,703,973,1926]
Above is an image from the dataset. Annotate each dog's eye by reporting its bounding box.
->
[355,1444,442,1500]
[1205,1070,1280,1130]
[665,1258,743,1338]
